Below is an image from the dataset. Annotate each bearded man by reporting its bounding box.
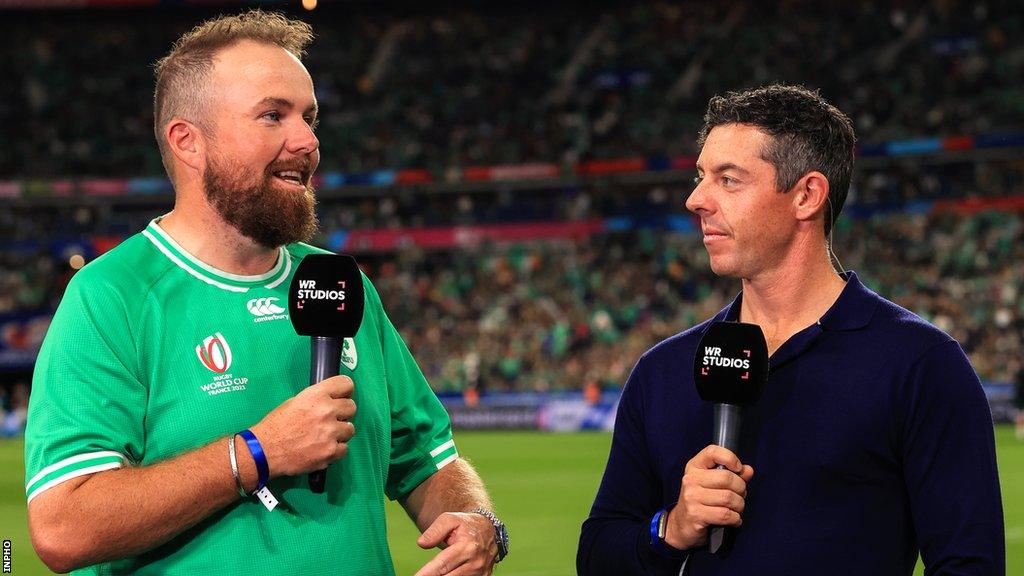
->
[25,11,507,576]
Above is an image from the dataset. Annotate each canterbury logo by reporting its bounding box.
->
[342,337,358,370]
[248,297,286,316]
[196,333,232,373]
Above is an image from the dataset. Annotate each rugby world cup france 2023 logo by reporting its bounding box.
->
[196,333,232,373]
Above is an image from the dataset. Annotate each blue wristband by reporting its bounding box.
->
[649,509,662,548]
[649,508,689,559]
[238,429,269,492]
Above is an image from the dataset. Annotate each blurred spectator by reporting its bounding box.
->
[1014,360,1024,439]
[0,383,29,437]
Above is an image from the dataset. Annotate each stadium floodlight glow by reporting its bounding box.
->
[302,0,317,10]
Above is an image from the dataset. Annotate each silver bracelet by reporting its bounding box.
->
[228,434,247,498]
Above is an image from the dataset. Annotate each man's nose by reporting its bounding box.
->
[685,181,707,214]
[287,121,319,156]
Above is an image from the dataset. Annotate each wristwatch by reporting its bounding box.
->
[471,508,509,563]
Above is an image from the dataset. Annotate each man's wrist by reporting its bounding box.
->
[470,508,509,563]
[237,429,270,491]
[662,506,692,551]
[231,435,259,495]
[650,507,690,559]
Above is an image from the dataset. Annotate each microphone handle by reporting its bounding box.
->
[710,403,741,555]
[713,403,741,449]
[309,336,343,493]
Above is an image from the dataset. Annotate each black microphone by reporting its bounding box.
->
[693,321,769,555]
[288,254,365,493]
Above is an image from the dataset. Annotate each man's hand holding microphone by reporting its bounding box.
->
[660,321,768,555]
[664,445,754,550]
[246,374,357,484]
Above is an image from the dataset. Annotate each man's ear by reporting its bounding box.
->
[792,171,831,224]
[165,118,206,175]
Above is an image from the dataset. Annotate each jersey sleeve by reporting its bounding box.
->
[362,275,456,501]
[24,272,147,503]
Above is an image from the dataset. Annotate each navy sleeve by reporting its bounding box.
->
[578,356,687,575]
[899,340,1005,575]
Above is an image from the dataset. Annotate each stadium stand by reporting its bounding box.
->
[1,0,1023,432]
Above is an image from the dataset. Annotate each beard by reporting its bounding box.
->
[203,151,319,249]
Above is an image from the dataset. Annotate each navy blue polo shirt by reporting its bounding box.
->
[578,271,1003,575]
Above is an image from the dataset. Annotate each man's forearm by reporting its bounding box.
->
[29,435,257,572]
[402,457,493,531]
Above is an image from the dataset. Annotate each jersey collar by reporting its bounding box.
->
[142,218,292,293]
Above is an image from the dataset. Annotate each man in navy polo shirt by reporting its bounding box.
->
[578,84,1004,575]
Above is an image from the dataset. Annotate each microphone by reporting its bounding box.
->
[693,321,769,554]
[288,254,365,493]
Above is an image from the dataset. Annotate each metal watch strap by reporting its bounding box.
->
[471,508,509,563]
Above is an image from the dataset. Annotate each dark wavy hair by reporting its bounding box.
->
[697,84,856,235]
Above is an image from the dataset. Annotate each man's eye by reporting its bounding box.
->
[722,176,737,186]
[693,176,703,186]
[263,111,281,122]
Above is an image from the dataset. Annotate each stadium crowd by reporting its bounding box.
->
[1,0,1021,178]
[2,185,1021,397]
[364,208,1024,394]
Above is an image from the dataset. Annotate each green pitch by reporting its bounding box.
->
[1,428,1021,575]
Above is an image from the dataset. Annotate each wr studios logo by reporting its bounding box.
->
[196,332,232,373]
[699,346,752,379]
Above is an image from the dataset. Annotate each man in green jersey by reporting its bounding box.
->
[25,11,507,576]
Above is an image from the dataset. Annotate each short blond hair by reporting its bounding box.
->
[152,10,313,179]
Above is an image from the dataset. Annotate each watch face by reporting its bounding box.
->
[496,524,510,560]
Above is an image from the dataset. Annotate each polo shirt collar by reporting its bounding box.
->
[817,271,878,331]
[715,270,877,332]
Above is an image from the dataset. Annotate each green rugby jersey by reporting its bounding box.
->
[25,219,458,575]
